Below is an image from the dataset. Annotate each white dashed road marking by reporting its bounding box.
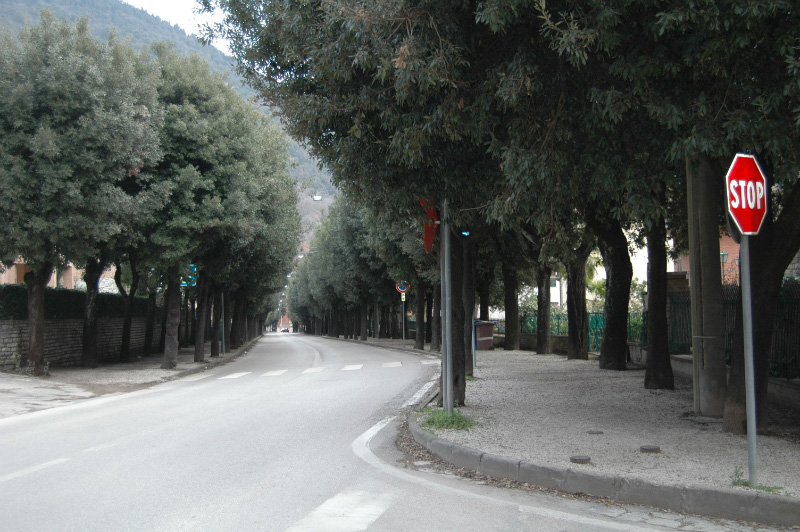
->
[219,372,252,379]
[180,374,212,382]
[382,362,402,368]
[262,370,288,377]
[285,487,395,531]
[0,458,71,484]
[303,367,325,374]
[341,365,363,371]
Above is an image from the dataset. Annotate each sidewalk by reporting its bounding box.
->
[2,334,798,527]
[0,341,252,419]
[328,337,800,528]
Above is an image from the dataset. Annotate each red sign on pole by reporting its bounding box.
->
[726,154,768,235]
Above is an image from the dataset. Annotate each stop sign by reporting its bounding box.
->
[726,153,768,235]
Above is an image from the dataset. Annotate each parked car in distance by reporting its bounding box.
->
[281,328,290,333]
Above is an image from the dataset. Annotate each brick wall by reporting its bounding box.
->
[0,318,162,370]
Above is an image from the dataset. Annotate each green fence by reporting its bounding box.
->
[521,310,646,354]
[668,282,800,379]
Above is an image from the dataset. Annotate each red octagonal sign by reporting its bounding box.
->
[726,153,768,235]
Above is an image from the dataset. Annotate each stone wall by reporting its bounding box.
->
[0,318,162,370]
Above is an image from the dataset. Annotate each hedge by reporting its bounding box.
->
[0,284,152,320]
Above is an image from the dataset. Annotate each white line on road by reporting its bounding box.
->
[421,360,440,365]
[352,417,661,532]
[302,367,324,374]
[180,374,212,382]
[341,365,363,371]
[0,458,70,484]
[382,362,402,368]
[284,487,395,531]
[404,374,439,407]
[218,372,252,379]
[262,370,288,377]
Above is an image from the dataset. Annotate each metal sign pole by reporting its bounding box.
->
[740,235,758,486]
[402,295,406,346]
[442,199,453,415]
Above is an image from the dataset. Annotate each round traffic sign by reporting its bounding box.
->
[396,280,409,293]
[726,154,768,235]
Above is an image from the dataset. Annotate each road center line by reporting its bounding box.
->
[218,372,251,379]
[262,370,288,377]
[341,364,363,371]
[0,458,71,484]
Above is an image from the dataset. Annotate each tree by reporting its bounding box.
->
[0,12,162,373]
[146,45,299,367]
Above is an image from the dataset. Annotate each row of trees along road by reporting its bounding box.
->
[0,13,301,374]
[205,0,800,433]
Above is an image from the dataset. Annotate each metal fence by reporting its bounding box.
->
[668,282,800,379]
[521,310,646,354]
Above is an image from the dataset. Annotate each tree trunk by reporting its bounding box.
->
[223,287,233,351]
[501,262,520,350]
[415,281,426,349]
[645,206,674,389]
[114,255,139,363]
[425,289,433,343]
[566,244,591,360]
[478,273,491,321]
[231,290,246,347]
[431,283,441,351]
[143,288,157,357]
[193,271,209,362]
[450,235,466,405]
[537,265,552,354]
[82,258,105,368]
[162,267,181,369]
[22,262,53,375]
[360,302,368,341]
[462,238,476,376]
[158,296,168,353]
[687,155,727,416]
[592,216,632,370]
[210,282,221,357]
[179,290,190,348]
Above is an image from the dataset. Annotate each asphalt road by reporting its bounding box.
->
[0,335,740,531]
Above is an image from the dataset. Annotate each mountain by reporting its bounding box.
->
[2,0,335,235]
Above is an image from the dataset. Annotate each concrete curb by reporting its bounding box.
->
[408,397,800,529]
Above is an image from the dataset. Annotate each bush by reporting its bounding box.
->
[0,284,27,319]
[0,284,151,319]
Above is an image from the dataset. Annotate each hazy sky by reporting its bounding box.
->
[121,0,229,54]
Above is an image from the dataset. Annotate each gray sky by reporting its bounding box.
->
[121,0,229,54]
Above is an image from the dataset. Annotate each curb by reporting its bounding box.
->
[407,396,800,529]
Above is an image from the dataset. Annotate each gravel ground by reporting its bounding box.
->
[431,351,800,498]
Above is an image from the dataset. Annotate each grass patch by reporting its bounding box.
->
[418,407,476,431]
[730,467,786,495]
[465,375,477,381]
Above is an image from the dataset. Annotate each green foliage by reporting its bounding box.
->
[0,12,163,270]
[418,407,476,431]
